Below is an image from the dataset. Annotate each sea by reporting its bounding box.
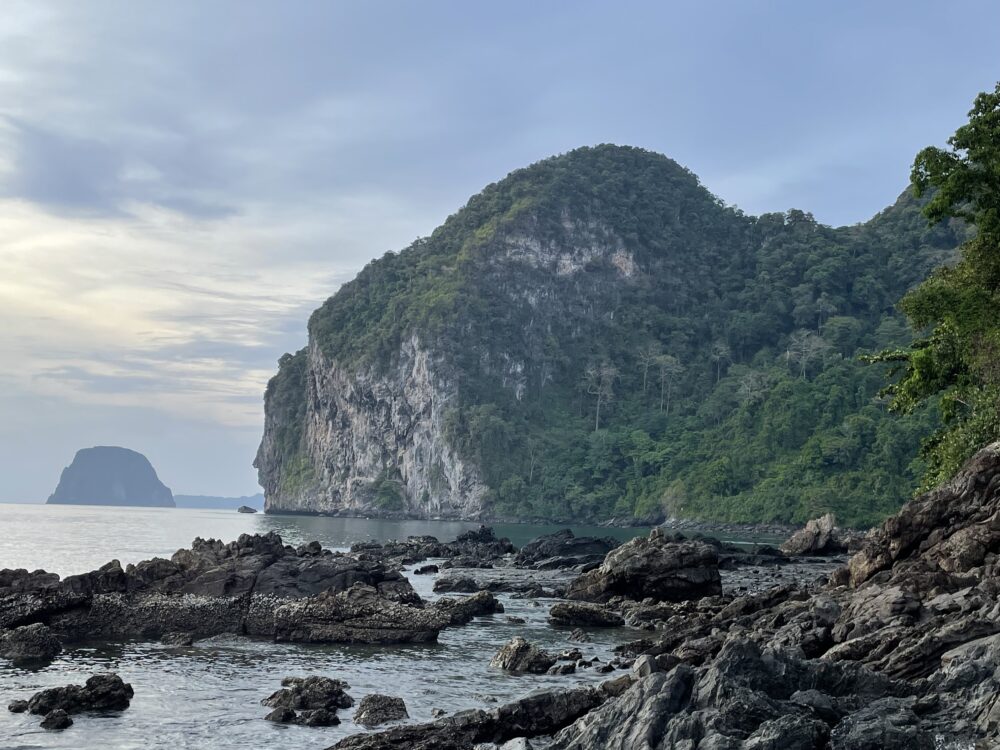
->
[0,504,766,749]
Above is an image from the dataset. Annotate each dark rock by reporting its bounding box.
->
[355,694,408,727]
[433,576,481,593]
[490,637,556,674]
[780,513,861,556]
[414,564,439,575]
[329,681,617,749]
[548,602,624,627]
[434,591,504,626]
[262,676,352,727]
[24,673,133,715]
[565,529,721,603]
[274,584,448,644]
[0,622,62,664]
[506,616,526,625]
[548,663,576,675]
[40,708,73,730]
[567,628,590,643]
[46,446,174,507]
[0,532,427,645]
[514,529,619,569]
[8,699,28,713]
[237,505,257,513]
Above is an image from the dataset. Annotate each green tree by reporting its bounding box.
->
[873,83,1000,487]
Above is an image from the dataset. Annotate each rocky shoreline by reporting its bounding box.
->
[5,444,1000,747]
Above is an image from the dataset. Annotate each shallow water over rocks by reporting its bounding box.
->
[0,506,696,748]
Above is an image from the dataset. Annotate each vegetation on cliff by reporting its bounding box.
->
[264,144,967,526]
[871,83,1000,490]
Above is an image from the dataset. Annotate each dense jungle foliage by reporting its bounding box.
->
[272,143,969,527]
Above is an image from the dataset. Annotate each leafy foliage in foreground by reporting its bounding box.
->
[270,145,965,527]
[871,83,1000,489]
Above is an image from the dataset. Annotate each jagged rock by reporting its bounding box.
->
[262,676,352,727]
[827,698,934,749]
[506,616,526,625]
[355,694,408,727]
[514,530,619,569]
[548,663,576,675]
[22,673,134,716]
[780,513,860,556]
[0,622,62,664]
[328,681,620,749]
[414,564,439,575]
[490,637,556,674]
[565,530,721,603]
[46,446,174,507]
[40,708,73,730]
[567,628,590,643]
[0,533,425,645]
[433,576,481,593]
[8,699,28,712]
[434,591,504,626]
[274,584,448,644]
[548,602,624,627]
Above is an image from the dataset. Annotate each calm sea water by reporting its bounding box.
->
[0,504,654,750]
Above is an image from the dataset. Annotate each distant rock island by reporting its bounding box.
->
[174,493,265,511]
[47,446,174,508]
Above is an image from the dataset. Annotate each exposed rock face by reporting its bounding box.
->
[16,673,134,716]
[354,694,409,727]
[565,530,721,603]
[237,505,257,513]
[328,680,625,750]
[548,602,624,628]
[780,513,862,556]
[262,676,352,727]
[514,529,620,569]
[274,584,448,644]
[0,533,439,645]
[256,336,488,517]
[47,446,174,507]
[0,622,62,665]
[434,591,505,626]
[490,637,556,674]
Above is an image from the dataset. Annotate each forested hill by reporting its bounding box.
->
[258,145,963,527]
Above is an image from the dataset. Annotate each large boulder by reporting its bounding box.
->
[274,584,448,644]
[548,602,624,628]
[780,513,860,556]
[18,673,134,716]
[262,676,352,727]
[490,637,556,674]
[514,529,619,569]
[564,529,721,603]
[0,623,62,665]
[354,694,408,727]
[434,591,505,626]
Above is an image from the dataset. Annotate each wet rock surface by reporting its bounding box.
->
[490,637,556,674]
[548,602,624,628]
[565,530,722,603]
[262,675,353,727]
[8,673,134,725]
[0,622,62,665]
[0,532,437,645]
[780,513,863,556]
[513,529,619,570]
[354,694,409,727]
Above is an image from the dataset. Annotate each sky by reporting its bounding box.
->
[1,1,998,502]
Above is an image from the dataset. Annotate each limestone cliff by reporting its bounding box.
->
[256,145,960,523]
[47,446,174,508]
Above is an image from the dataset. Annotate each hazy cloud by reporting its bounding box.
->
[0,0,998,500]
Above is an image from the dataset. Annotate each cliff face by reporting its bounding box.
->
[257,335,486,517]
[47,446,174,508]
[256,145,961,523]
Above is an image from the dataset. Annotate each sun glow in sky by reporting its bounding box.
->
[1,1,998,500]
